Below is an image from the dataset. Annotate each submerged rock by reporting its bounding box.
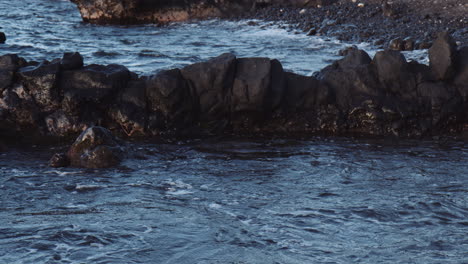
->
[49,153,70,168]
[66,126,124,168]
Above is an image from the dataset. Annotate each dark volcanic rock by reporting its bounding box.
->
[17,62,61,112]
[389,38,404,51]
[267,59,286,112]
[45,110,82,136]
[67,126,124,168]
[454,46,468,102]
[108,78,147,136]
[2,33,467,140]
[0,32,5,43]
[49,153,70,168]
[318,48,380,110]
[284,72,330,112]
[61,64,130,101]
[146,69,195,134]
[232,58,271,113]
[61,52,84,71]
[372,50,416,98]
[417,81,463,130]
[60,64,130,126]
[429,32,457,80]
[70,0,255,24]
[181,53,236,128]
[0,54,25,93]
[231,57,272,127]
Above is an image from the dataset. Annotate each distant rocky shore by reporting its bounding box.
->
[70,0,468,50]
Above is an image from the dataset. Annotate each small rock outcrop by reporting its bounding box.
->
[0,32,6,44]
[66,126,124,168]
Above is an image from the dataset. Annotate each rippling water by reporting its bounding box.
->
[0,0,425,76]
[1,0,465,263]
[1,138,467,263]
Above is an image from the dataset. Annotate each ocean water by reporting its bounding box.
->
[0,1,466,264]
[0,0,425,76]
[1,138,467,263]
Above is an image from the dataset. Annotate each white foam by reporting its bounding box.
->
[209,203,222,209]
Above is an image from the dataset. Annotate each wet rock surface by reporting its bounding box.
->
[66,126,124,168]
[1,33,467,143]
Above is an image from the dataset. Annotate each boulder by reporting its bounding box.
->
[146,69,195,133]
[108,78,147,136]
[0,54,25,93]
[181,53,236,124]
[372,50,416,98]
[318,49,380,110]
[60,64,130,102]
[45,110,83,136]
[61,52,84,71]
[49,153,70,168]
[454,46,468,102]
[231,58,271,113]
[284,72,330,112]
[407,61,435,84]
[0,32,5,43]
[67,126,124,168]
[417,82,463,129]
[389,38,404,51]
[429,32,457,80]
[0,85,42,131]
[60,64,130,125]
[336,47,372,69]
[403,38,415,51]
[17,61,61,112]
[266,59,286,112]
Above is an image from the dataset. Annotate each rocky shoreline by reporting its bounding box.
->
[243,0,468,50]
[69,0,468,50]
[1,32,467,145]
[2,0,468,167]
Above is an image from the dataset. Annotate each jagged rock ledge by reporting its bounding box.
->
[1,32,467,147]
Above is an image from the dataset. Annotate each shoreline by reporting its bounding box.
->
[238,0,468,50]
[1,34,467,144]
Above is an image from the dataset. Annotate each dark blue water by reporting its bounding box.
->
[0,0,426,76]
[1,138,467,263]
[0,0,465,263]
